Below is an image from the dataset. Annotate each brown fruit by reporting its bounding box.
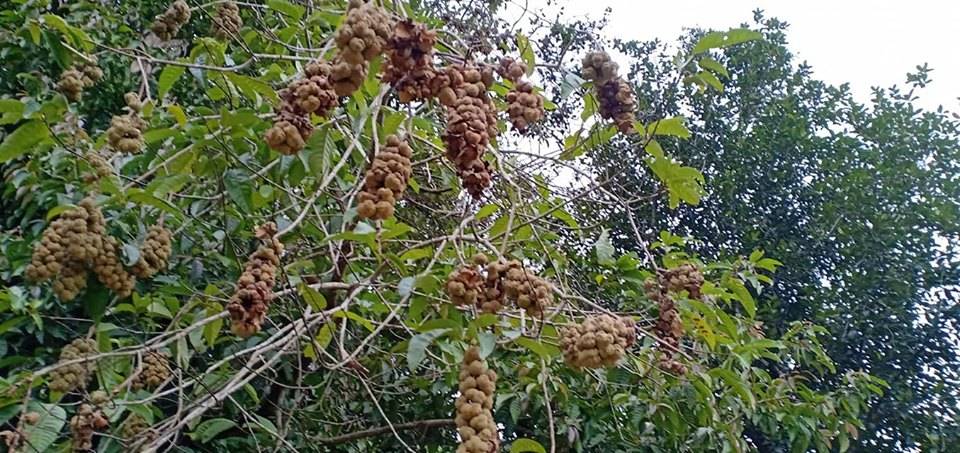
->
[227,222,283,337]
[49,338,98,394]
[561,315,636,370]
[211,1,242,39]
[455,347,499,453]
[356,135,413,221]
[132,225,173,279]
[151,0,191,41]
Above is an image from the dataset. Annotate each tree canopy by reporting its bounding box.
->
[0,1,936,452]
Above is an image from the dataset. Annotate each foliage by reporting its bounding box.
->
[0,1,885,452]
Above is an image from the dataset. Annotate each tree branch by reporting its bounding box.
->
[313,418,455,444]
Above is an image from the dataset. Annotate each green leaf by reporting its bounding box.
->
[20,403,66,453]
[225,73,280,105]
[594,229,615,266]
[512,438,546,453]
[45,203,77,221]
[399,247,433,262]
[157,65,186,99]
[692,31,725,54]
[407,328,450,371]
[478,332,497,359]
[516,32,536,75]
[644,117,691,139]
[267,0,305,20]
[190,418,237,443]
[299,284,327,310]
[698,71,724,92]
[722,28,763,47]
[167,104,188,126]
[476,203,500,220]
[698,57,729,78]
[515,337,560,360]
[727,279,756,318]
[223,169,253,212]
[204,303,224,347]
[709,368,756,410]
[0,99,24,125]
[551,208,579,229]
[0,120,49,163]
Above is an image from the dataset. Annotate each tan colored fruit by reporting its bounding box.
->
[455,347,499,453]
[120,414,157,452]
[211,1,242,39]
[70,403,109,451]
[645,277,687,374]
[58,68,85,101]
[440,64,499,198]
[49,338,98,394]
[132,351,171,390]
[356,135,413,221]
[334,0,393,66]
[132,226,173,278]
[505,81,544,131]
[265,108,312,155]
[227,223,283,337]
[383,19,438,103]
[496,57,527,83]
[581,50,619,84]
[596,77,636,134]
[151,0,191,41]
[561,315,636,370]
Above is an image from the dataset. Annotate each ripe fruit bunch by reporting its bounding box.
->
[560,315,636,369]
[445,255,489,310]
[266,61,338,155]
[120,413,157,452]
[645,277,686,374]
[58,57,103,102]
[454,347,499,453]
[330,0,393,96]
[383,19,439,103]
[69,392,110,451]
[211,1,242,39]
[106,93,147,154]
[581,50,636,134]
[48,338,98,394]
[151,0,191,41]
[132,225,173,278]
[498,57,545,131]
[441,65,498,197]
[356,134,413,220]
[132,351,172,390]
[663,264,704,299]
[227,222,284,337]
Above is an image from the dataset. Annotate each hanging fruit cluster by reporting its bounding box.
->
[132,351,172,390]
[581,51,636,134]
[331,0,393,95]
[560,314,636,369]
[106,93,147,154]
[265,61,338,155]
[69,391,110,452]
[131,225,173,279]
[48,338,98,393]
[645,277,686,374]
[227,222,283,337]
[356,135,413,220]
[151,0,191,41]
[210,1,242,39]
[441,65,499,197]
[663,264,704,299]
[498,57,544,131]
[382,19,439,103]
[445,255,554,316]
[58,57,103,102]
[455,347,499,453]
[82,152,113,183]
[120,413,156,451]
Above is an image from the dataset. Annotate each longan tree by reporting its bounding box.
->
[0,1,882,452]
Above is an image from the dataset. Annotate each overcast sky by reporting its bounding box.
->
[506,0,960,112]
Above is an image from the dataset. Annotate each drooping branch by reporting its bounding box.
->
[313,418,455,444]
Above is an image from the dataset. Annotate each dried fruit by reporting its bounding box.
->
[663,264,704,299]
[132,226,173,278]
[441,65,499,197]
[49,338,98,394]
[151,0,191,41]
[334,0,393,65]
[211,1,242,39]
[455,346,499,453]
[132,351,171,390]
[645,278,686,374]
[265,108,312,155]
[330,56,368,97]
[561,315,636,369]
[227,222,283,337]
[70,403,109,451]
[596,76,636,134]
[92,235,136,298]
[26,198,106,301]
[356,135,413,220]
[383,19,438,103]
[581,50,619,85]
[120,414,157,452]
[58,68,85,101]
[496,57,526,83]
[83,152,113,183]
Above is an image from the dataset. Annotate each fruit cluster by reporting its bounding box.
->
[382,19,438,103]
[48,338,98,394]
[266,61,339,155]
[131,225,173,279]
[330,0,393,96]
[560,314,636,369]
[356,134,413,220]
[645,277,686,374]
[69,392,110,451]
[663,264,704,299]
[454,347,499,453]
[151,0,191,41]
[58,57,103,102]
[211,1,242,39]
[227,222,284,337]
[120,413,157,452]
[132,351,172,390]
[498,58,544,131]
[445,255,553,316]
[581,51,636,134]
[106,93,147,154]
[441,65,498,197]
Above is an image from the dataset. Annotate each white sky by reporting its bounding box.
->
[506,0,960,112]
